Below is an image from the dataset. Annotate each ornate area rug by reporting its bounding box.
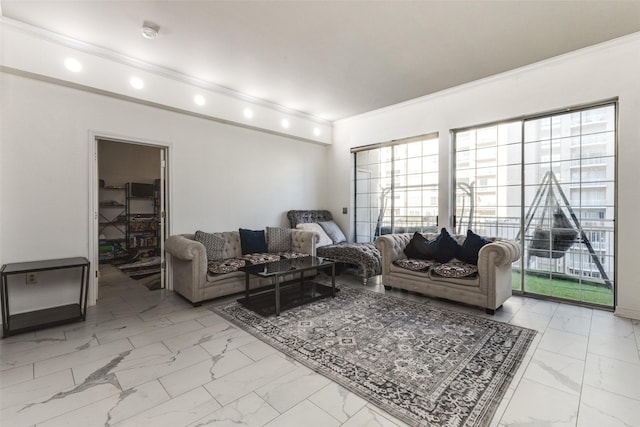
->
[214,286,536,427]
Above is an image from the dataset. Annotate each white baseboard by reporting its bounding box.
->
[614,306,640,321]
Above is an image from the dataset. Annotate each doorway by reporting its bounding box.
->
[93,137,168,300]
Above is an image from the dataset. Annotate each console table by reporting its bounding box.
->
[1,257,90,337]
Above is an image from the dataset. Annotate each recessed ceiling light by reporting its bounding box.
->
[64,58,82,72]
[130,77,144,89]
[194,95,206,106]
[141,22,159,39]
[281,119,290,129]
[244,108,254,119]
[313,128,321,137]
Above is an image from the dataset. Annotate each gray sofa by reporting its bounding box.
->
[375,232,520,314]
[165,229,318,305]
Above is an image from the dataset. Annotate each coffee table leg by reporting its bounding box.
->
[275,277,281,316]
[331,264,336,297]
[245,273,250,300]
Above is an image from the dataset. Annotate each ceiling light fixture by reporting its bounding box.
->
[64,58,82,72]
[313,128,321,137]
[244,108,254,119]
[194,95,206,106]
[130,77,144,89]
[141,21,159,39]
[281,119,290,129]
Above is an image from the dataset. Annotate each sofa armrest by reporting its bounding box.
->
[478,239,521,267]
[291,229,318,256]
[165,234,206,261]
[375,233,413,275]
[165,234,207,303]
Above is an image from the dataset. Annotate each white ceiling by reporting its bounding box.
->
[2,1,640,121]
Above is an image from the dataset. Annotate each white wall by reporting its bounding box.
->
[0,72,327,311]
[329,34,640,319]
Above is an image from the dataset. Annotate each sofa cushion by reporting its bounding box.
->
[267,227,292,252]
[208,258,247,274]
[194,230,225,261]
[296,223,333,247]
[394,258,436,271]
[456,229,490,265]
[239,228,268,254]
[431,261,478,278]
[319,220,347,244]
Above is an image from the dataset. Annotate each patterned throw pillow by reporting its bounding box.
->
[319,220,347,244]
[296,223,333,247]
[207,258,246,274]
[266,227,292,252]
[394,259,436,271]
[194,230,225,261]
[240,253,281,265]
[277,251,309,259]
[431,261,478,278]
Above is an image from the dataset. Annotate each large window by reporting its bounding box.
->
[353,133,439,243]
[454,103,616,307]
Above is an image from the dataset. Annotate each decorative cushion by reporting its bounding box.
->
[194,230,225,261]
[319,220,347,244]
[240,253,281,265]
[403,232,436,260]
[277,251,309,259]
[207,258,246,274]
[239,228,268,255]
[456,229,490,265]
[394,259,436,271]
[296,223,333,247]
[266,227,292,252]
[431,228,462,263]
[431,261,478,278]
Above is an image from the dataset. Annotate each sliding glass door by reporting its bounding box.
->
[522,105,615,306]
[454,103,616,308]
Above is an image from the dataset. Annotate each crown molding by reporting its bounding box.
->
[0,16,331,125]
[335,30,640,125]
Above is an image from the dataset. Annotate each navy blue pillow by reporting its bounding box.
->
[404,232,437,260]
[432,228,461,263]
[456,229,490,265]
[239,228,268,255]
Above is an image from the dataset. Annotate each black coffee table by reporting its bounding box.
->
[238,256,336,316]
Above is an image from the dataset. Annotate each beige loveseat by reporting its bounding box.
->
[375,233,520,314]
[165,229,318,305]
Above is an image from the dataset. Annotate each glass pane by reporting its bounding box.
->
[354,135,439,240]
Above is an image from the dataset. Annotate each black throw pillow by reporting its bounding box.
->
[239,228,268,255]
[404,232,438,260]
[404,232,426,259]
[432,228,461,263]
[456,229,490,265]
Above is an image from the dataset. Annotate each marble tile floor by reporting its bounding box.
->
[1,265,640,427]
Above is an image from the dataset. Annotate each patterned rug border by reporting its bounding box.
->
[213,286,537,427]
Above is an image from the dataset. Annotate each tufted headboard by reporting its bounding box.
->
[287,210,333,228]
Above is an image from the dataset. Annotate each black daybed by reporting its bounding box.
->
[287,210,381,285]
